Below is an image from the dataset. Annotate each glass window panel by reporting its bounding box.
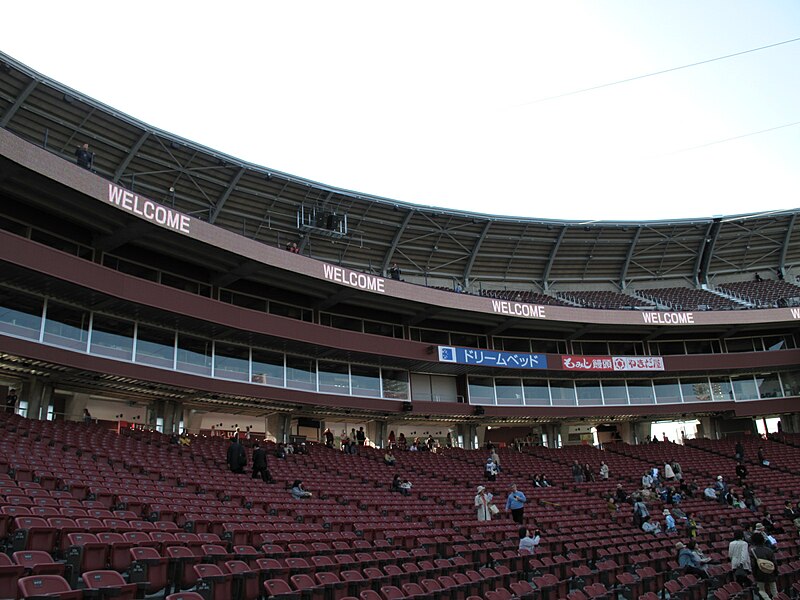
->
[497,337,531,352]
[763,335,791,351]
[726,338,755,353]
[412,329,450,345]
[251,348,284,385]
[176,334,212,376]
[576,380,602,405]
[532,339,566,353]
[730,375,758,400]
[576,341,608,355]
[0,288,43,340]
[135,324,175,368]
[363,320,403,338]
[43,302,89,351]
[779,371,800,397]
[468,376,495,405]
[224,291,266,312]
[550,379,577,406]
[523,379,550,406]
[104,256,159,281]
[329,314,363,333]
[628,379,655,404]
[607,341,645,356]
[601,381,628,405]
[653,379,681,404]
[90,314,134,361]
[756,373,782,398]
[269,301,312,322]
[709,377,734,401]
[451,333,487,349]
[319,361,350,394]
[214,343,249,382]
[351,364,381,398]
[382,369,409,400]
[286,355,316,391]
[680,378,711,403]
[685,339,721,354]
[495,378,524,406]
[657,341,685,355]
[30,230,81,256]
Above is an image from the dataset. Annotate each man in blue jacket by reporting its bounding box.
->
[505,483,527,524]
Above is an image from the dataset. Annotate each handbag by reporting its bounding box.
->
[489,504,500,515]
[751,550,775,574]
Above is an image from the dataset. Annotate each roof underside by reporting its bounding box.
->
[1,51,798,292]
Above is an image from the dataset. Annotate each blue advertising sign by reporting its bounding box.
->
[437,346,547,369]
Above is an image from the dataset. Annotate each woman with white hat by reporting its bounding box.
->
[475,485,494,521]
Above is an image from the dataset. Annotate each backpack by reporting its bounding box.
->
[751,549,775,574]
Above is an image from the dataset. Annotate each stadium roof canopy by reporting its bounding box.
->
[1,51,798,291]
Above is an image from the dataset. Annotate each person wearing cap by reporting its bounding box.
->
[485,457,498,482]
[753,523,777,549]
[750,531,777,599]
[663,509,676,533]
[475,485,494,521]
[505,483,527,524]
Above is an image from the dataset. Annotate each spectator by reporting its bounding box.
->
[324,428,334,448]
[641,516,662,534]
[728,530,751,586]
[475,485,494,521]
[356,427,366,446]
[179,432,191,446]
[275,443,286,459]
[397,432,407,449]
[291,480,312,499]
[75,143,93,170]
[582,463,594,482]
[735,441,744,461]
[285,241,300,254]
[399,479,412,494]
[540,474,551,487]
[505,483,527,524]
[615,484,628,504]
[388,430,396,447]
[82,408,92,424]
[672,460,683,481]
[753,523,777,548]
[736,461,748,485]
[571,460,584,483]
[389,263,401,280]
[518,527,541,553]
[686,513,698,539]
[642,470,653,489]
[426,435,436,451]
[750,531,777,599]
[599,461,609,480]
[677,541,710,579]
[226,437,247,474]
[757,446,767,466]
[446,432,453,448]
[384,450,396,466]
[663,509,677,533]
[664,461,675,481]
[633,495,649,528]
[4,388,17,413]
[485,456,498,482]
[490,448,501,471]
[251,443,274,483]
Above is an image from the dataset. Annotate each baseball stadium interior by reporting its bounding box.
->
[0,51,799,600]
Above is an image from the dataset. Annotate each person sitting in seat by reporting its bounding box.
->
[518,527,541,553]
[641,516,662,534]
[677,540,710,579]
[291,480,312,499]
[384,450,396,466]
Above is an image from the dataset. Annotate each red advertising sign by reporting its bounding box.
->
[561,355,665,371]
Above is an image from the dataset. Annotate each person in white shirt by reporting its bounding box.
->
[518,527,541,553]
[664,461,675,480]
[475,485,494,521]
[599,461,609,480]
[642,471,653,489]
[728,529,751,586]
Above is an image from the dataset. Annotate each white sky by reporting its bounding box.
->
[3,1,799,221]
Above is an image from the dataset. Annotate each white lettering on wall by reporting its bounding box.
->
[641,312,695,325]
[107,184,190,234]
[791,308,800,319]
[490,300,547,319]
[322,264,386,293]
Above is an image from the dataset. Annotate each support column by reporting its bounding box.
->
[21,377,53,421]
[369,421,386,449]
